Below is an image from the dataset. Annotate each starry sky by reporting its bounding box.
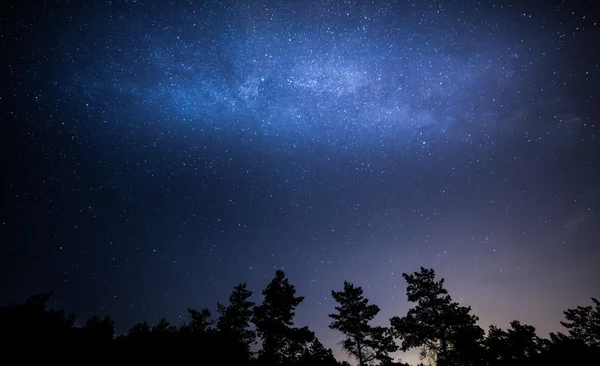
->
[1,0,599,363]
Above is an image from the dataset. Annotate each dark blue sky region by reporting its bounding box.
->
[1,0,599,363]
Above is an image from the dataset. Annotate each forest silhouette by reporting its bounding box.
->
[2,267,598,365]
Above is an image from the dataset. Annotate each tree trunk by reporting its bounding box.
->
[356,338,364,366]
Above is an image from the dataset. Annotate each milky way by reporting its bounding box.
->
[2,0,599,364]
[51,0,585,151]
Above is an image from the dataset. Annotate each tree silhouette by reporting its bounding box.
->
[121,320,152,350]
[538,297,600,365]
[389,267,484,366]
[179,307,215,353]
[1,269,599,365]
[484,320,543,366]
[81,315,115,341]
[216,282,256,363]
[560,297,600,348]
[539,330,595,366]
[128,320,151,336]
[0,291,76,359]
[299,337,340,366]
[329,281,398,366]
[252,269,315,365]
[116,318,182,361]
[152,318,178,336]
[187,307,214,333]
[79,314,115,353]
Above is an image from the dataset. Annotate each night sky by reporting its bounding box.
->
[1,0,599,363]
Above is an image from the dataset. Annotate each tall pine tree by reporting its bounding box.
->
[329,281,398,366]
[216,283,256,363]
[253,270,314,365]
[389,267,484,366]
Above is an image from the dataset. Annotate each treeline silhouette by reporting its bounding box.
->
[1,267,598,366]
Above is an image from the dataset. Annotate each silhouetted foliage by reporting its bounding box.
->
[298,337,340,366]
[329,281,398,366]
[484,320,544,366]
[560,297,600,347]
[389,267,484,366]
[252,269,316,365]
[538,298,600,366]
[81,315,115,341]
[1,268,598,365]
[214,282,257,363]
[0,291,77,359]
